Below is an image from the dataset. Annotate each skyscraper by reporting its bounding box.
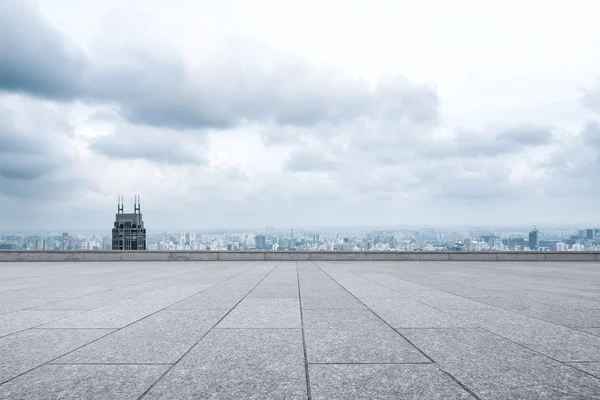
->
[112,195,146,250]
[255,235,266,250]
[528,227,539,250]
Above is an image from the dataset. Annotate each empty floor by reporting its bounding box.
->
[1,261,599,399]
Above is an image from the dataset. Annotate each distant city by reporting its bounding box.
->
[2,227,600,252]
[1,197,599,252]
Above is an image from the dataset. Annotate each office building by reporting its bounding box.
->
[528,227,539,250]
[112,195,146,250]
[255,235,266,250]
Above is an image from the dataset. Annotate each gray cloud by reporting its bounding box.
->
[582,79,600,114]
[89,127,207,165]
[284,149,337,172]
[581,121,600,150]
[0,104,80,199]
[0,1,84,99]
[0,1,439,131]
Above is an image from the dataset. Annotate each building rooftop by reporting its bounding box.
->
[1,260,599,399]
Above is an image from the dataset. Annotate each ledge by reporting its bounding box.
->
[0,251,599,262]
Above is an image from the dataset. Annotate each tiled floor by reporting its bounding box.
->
[1,260,600,399]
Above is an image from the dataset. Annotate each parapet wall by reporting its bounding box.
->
[0,251,599,262]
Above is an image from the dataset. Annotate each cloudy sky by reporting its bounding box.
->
[1,0,600,231]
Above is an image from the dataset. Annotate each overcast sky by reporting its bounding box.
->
[1,0,600,231]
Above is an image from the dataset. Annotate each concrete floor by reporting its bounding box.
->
[0,261,599,399]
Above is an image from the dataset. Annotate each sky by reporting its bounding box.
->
[1,0,600,231]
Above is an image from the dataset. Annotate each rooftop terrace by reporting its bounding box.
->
[1,260,599,399]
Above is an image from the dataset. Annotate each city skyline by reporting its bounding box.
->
[1,0,600,230]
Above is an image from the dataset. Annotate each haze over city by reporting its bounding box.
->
[1,0,600,231]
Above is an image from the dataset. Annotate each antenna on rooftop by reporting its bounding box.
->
[134,194,141,214]
[117,195,124,214]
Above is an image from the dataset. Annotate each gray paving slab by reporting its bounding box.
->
[407,291,497,310]
[309,364,474,399]
[301,292,367,309]
[247,284,299,298]
[0,328,113,383]
[2,260,600,399]
[303,310,428,363]
[401,328,600,399]
[40,284,212,329]
[362,298,474,328]
[0,364,169,400]
[218,298,301,328]
[447,309,600,361]
[0,309,84,337]
[56,310,226,364]
[143,329,307,400]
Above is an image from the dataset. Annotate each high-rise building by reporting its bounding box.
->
[112,195,146,250]
[62,232,69,250]
[528,227,539,250]
[255,235,266,250]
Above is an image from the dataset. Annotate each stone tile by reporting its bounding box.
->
[0,297,66,315]
[218,298,301,328]
[568,362,600,379]
[309,364,474,400]
[301,291,366,310]
[0,364,168,400]
[401,328,600,399]
[0,328,113,383]
[408,291,496,310]
[303,310,427,363]
[144,329,307,400]
[247,284,299,298]
[341,284,405,298]
[168,285,252,310]
[0,309,83,337]
[522,305,600,328]
[447,309,600,361]
[56,310,226,364]
[31,291,131,310]
[41,284,210,329]
[362,298,473,328]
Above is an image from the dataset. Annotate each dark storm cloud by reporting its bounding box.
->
[0,1,440,131]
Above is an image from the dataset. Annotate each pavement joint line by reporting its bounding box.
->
[343,265,600,336]
[136,261,281,400]
[49,362,174,365]
[316,261,484,400]
[296,261,313,400]
[308,362,434,365]
[334,263,600,382]
[0,261,269,388]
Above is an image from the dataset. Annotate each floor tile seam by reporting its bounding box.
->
[325,264,484,328]
[311,262,437,364]
[0,263,267,388]
[48,362,174,366]
[349,266,597,335]
[307,362,433,365]
[296,261,313,400]
[135,261,281,400]
[0,309,92,339]
[316,262,486,400]
[17,272,223,314]
[157,261,268,309]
